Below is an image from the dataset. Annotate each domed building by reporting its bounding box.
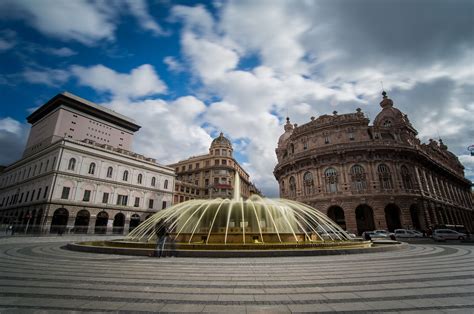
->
[169,132,261,203]
[274,92,473,235]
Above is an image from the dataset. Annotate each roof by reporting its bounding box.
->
[26,92,141,132]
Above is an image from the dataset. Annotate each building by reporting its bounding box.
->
[0,92,174,235]
[169,132,260,203]
[274,91,473,235]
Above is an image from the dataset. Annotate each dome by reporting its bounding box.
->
[211,132,232,148]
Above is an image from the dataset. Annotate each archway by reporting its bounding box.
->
[50,208,69,234]
[327,206,346,230]
[113,213,125,234]
[355,205,375,235]
[409,204,422,230]
[385,204,402,232]
[129,214,141,232]
[95,211,109,234]
[74,210,90,234]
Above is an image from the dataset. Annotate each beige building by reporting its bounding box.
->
[0,92,174,235]
[170,133,260,203]
[274,92,473,235]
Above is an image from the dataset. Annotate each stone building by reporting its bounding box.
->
[169,132,260,203]
[274,92,473,235]
[0,92,174,235]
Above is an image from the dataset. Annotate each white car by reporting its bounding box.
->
[394,229,422,238]
[433,229,466,241]
[361,231,388,240]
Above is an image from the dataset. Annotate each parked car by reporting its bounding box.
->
[432,229,466,241]
[361,231,388,240]
[394,229,422,238]
[374,230,396,240]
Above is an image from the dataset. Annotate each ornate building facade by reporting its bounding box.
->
[170,132,260,203]
[274,92,473,235]
[0,92,174,235]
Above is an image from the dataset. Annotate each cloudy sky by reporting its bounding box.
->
[0,0,473,196]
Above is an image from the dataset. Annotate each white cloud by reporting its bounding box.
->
[103,96,212,165]
[0,29,16,52]
[124,0,164,35]
[43,47,77,57]
[0,117,28,165]
[163,56,184,73]
[0,0,164,45]
[22,67,70,87]
[71,64,167,99]
[0,38,14,52]
[0,0,117,45]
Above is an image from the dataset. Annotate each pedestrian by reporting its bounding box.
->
[427,227,433,238]
[154,219,169,258]
[7,225,13,235]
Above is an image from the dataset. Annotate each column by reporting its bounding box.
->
[66,215,75,234]
[88,215,97,234]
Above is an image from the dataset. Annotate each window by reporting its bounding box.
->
[215,149,220,156]
[39,162,43,173]
[164,179,168,189]
[123,170,129,181]
[214,159,219,165]
[162,201,167,209]
[68,158,76,171]
[348,128,355,141]
[289,144,295,154]
[401,165,413,190]
[102,192,109,204]
[45,160,49,171]
[205,160,210,166]
[222,159,227,165]
[303,172,314,196]
[25,191,29,202]
[324,135,330,144]
[106,167,113,178]
[88,162,96,175]
[138,174,143,184]
[37,188,42,200]
[303,142,308,150]
[151,177,156,187]
[378,164,393,189]
[148,199,154,209]
[383,119,392,128]
[61,187,70,200]
[134,197,140,207]
[83,190,91,202]
[116,195,128,206]
[188,164,192,170]
[350,165,367,191]
[30,190,35,201]
[195,163,200,169]
[325,168,338,192]
[289,176,296,197]
[19,193,24,204]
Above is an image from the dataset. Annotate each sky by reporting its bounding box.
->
[0,0,473,197]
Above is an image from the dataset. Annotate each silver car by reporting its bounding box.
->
[433,229,466,241]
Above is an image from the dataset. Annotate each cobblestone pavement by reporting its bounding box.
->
[0,236,473,313]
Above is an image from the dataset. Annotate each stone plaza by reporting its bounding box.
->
[0,236,473,313]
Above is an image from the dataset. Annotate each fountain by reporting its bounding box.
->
[66,173,410,257]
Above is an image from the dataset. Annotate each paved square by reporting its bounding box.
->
[0,236,473,313]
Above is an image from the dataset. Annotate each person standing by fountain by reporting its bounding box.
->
[154,219,169,258]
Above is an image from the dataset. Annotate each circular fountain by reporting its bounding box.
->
[68,176,403,257]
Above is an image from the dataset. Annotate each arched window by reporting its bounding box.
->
[164,179,169,189]
[350,165,367,192]
[88,163,96,175]
[123,170,129,181]
[106,167,113,178]
[378,164,393,189]
[401,165,413,190]
[137,174,143,184]
[325,168,338,193]
[45,160,49,171]
[151,177,156,187]
[383,119,392,128]
[303,172,314,196]
[289,176,296,197]
[68,158,76,171]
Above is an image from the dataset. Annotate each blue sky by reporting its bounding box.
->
[0,0,473,196]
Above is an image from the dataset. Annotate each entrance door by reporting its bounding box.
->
[355,205,375,235]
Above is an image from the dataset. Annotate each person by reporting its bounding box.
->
[427,226,433,238]
[154,219,169,258]
[7,225,12,235]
